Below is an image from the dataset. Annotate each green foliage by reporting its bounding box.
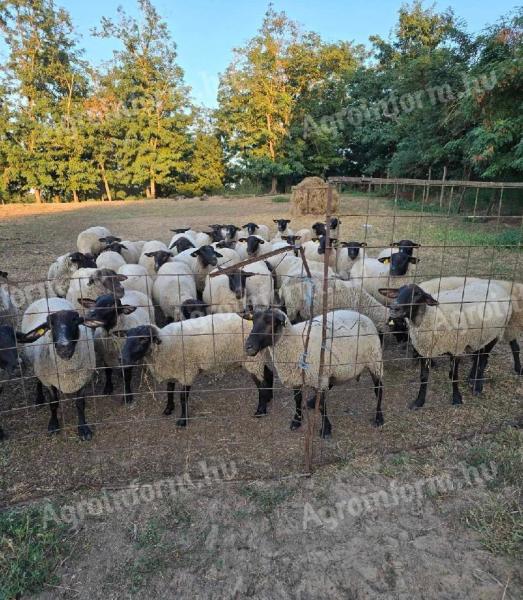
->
[0,504,68,598]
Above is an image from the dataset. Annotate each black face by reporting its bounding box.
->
[243,223,258,235]
[342,241,365,260]
[244,309,287,356]
[191,245,222,267]
[169,237,195,253]
[395,239,419,257]
[0,325,21,378]
[227,272,253,300]
[170,228,191,234]
[312,222,326,237]
[0,271,8,280]
[386,284,436,322]
[389,252,418,276]
[317,235,337,256]
[244,236,265,256]
[48,310,84,360]
[225,225,240,240]
[330,217,340,229]
[145,250,173,272]
[208,228,224,243]
[69,252,97,269]
[121,325,160,366]
[99,235,122,246]
[216,240,235,250]
[95,269,126,299]
[101,242,128,254]
[274,219,291,232]
[181,299,208,319]
[82,294,136,331]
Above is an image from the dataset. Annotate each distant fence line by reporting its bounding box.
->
[328,176,523,189]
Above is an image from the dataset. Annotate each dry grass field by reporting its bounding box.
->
[0,194,521,599]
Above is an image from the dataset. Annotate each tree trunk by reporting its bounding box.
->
[150,178,156,199]
[72,190,79,203]
[34,189,42,203]
[270,176,277,195]
[100,164,112,201]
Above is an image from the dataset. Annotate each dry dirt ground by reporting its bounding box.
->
[0,194,522,598]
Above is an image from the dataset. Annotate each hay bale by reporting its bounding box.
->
[291,177,339,216]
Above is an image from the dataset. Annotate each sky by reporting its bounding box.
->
[7,0,520,106]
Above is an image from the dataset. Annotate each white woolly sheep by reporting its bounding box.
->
[243,261,274,310]
[77,226,115,256]
[173,245,231,293]
[381,281,512,409]
[238,235,273,258]
[118,264,154,298]
[119,241,146,264]
[153,262,198,322]
[244,308,384,437]
[47,253,97,298]
[66,268,127,315]
[139,241,169,278]
[240,222,269,241]
[203,268,249,314]
[214,240,248,261]
[119,314,273,426]
[271,219,293,241]
[20,297,97,439]
[96,250,127,273]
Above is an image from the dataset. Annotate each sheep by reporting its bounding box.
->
[336,241,367,280]
[243,261,274,310]
[349,244,420,304]
[66,268,127,315]
[173,245,227,293]
[138,241,169,278]
[80,293,153,402]
[0,323,23,440]
[47,252,97,298]
[238,235,272,258]
[381,281,512,408]
[118,314,273,426]
[280,264,388,334]
[77,226,116,256]
[153,262,198,322]
[169,236,196,256]
[419,276,523,376]
[377,240,421,261]
[224,225,242,242]
[241,222,269,241]
[215,240,248,261]
[118,241,146,264]
[168,228,198,250]
[19,297,97,440]
[265,254,304,289]
[311,217,341,239]
[0,272,19,327]
[96,250,127,273]
[193,226,224,247]
[294,228,313,244]
[271,219,293,241]
[244,308,384,438]
[203,268,250,314]
[302,236,337,269]
[118,264,154,298]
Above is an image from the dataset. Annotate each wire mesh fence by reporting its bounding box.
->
[1,183,522,506]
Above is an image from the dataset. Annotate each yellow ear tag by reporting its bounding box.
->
[36,328,46,336]
[383,258,391,264]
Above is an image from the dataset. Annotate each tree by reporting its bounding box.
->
[93,0,192,198]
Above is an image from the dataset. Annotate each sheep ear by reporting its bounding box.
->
[152,334,162,345]
[0,271,8,278]
[391,242,399,247]
[239,310,253,321]
[99,237,108,243]
[120,244,128,250]
[294,235,301,240]
[190,250,200,257]
[214,251,223,258]
[77,298,97,308]
[378,288,400,299]
[16,323,49,343]
[243,272,256,278]
[83,318,105,329]
[121,305,137,315]
[117,274,128,282]
[360,242,367,247]
[409,257,420,264]
[259,239,265,244]
[238,237,247,242]
[311,237,318,242]
[378,257,390,264]
[273,219,278,223]
[144,252,155,257]
[423,293,438,306]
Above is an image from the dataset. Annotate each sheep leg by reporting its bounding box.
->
[36,380,46,405]
[122,367,134,404]
[163,381,176,415]
[449,357,463,405]
[319,391,332,439]
[103,368,114,396]
[253,366,274,417]
[48,386,60,434]
[411,358,431,410]
[74,391,92,440]
[509,340,522,375]
[0,425,4,441]
[371,374,385,426]
[176,385,191,427]
[290,388,303,430]
[470,338,497,396]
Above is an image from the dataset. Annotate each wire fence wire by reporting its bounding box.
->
[0,183,522,505]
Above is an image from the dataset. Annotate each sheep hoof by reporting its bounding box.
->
[306,396,316,409]
[469,379,484,395]
[320,428,332,439]
[452,395,463,405]
[0,427,6,441]
[48,419,60,434]
[163,406,174,416]
[78,425,93,441]
[374,413,384,427]
[124,394,134,405]
[409,400,424,411]
[254,409,267,417]
[35,394,46,406]
[290,419,302,430]
[103,385,114,396]
[176,419,187,428]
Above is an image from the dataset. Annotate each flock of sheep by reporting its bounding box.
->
[0,217,521,441]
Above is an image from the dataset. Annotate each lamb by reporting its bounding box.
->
[119,314,273,426]
[118,264,154,298]
[77,226,116,256]
[0,272,19,327]
[47,252,97,298]
[419,276,523,376]
[241,222,269,241]
[381,282,512,409]
[244,308,384,438]
[96,250,127,273]
[271,219,293,241]
[153,262,198,322]
[349,244,419,304]
[138,241,169,278]
[280,264,388,333]
[80,293,153,402]
[173,245,227,293]
[19,297,97,439]
[238,235,272,258]
[377,240,420,261]
[66,268,127,315]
